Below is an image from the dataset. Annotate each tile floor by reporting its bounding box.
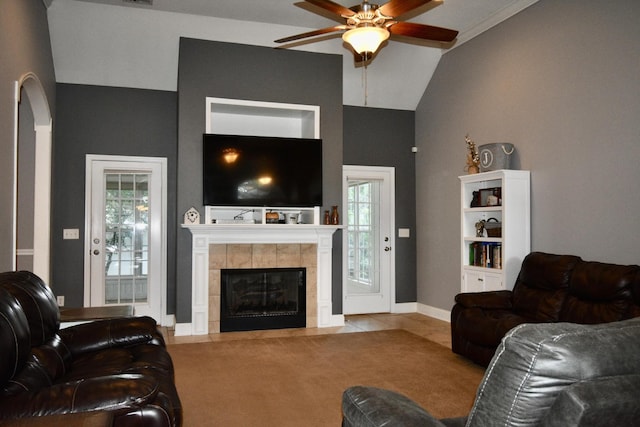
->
[164,312,452,348]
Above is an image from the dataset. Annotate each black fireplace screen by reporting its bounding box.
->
[220,267,306,332]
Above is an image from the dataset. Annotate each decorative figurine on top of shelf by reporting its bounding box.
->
[330,206,339,225]
[183,207,200,225]
[470,191,481,208]
[465,134,480,174]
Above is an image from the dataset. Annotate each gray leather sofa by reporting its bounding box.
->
[342,317,640,427]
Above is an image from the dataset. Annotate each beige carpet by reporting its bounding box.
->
[168,330,485,426]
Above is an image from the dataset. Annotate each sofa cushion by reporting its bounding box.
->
[0,271,60,347]
[628,276,640,317]
[0,288,31,387]
[342,385,449,427]
[452,307,528,347]
[466,317,640,427]
[511,253,581,321]
[560,261,640,323]
[540,374,640,427]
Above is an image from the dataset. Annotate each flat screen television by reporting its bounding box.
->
[203,134,323,207]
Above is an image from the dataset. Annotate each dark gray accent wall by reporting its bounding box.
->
[0,0,56,271]
[344,106,417,302]
[53,84,178,309]
[176,39,344,323]
[416,0,640,311]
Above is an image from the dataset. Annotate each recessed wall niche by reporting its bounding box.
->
[206,97,319,138]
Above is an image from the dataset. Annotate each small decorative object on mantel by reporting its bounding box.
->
[183,207,200,225]
[464,134,480,174]
[265,210,280,224]
[330,206,339,225]
[324,210,331,225]
[478,143,516,172]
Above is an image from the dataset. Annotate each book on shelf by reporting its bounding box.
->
[469,242,502,269]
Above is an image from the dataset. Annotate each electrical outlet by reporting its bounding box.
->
[57,296,64,307]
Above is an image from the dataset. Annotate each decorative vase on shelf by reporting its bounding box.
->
[324,210,330,225]
[330,206,339,225]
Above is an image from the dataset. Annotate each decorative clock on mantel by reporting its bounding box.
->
[183,207,200,225]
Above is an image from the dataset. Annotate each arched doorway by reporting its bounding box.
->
[13,73,52,282]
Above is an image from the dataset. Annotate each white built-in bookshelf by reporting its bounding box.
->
[459,170,530,292]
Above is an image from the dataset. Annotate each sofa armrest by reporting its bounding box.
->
[342,386,452,427]
[0,374,158,421]
[58,316,165,355]
[454,290,513,309]
[541,374,640,427]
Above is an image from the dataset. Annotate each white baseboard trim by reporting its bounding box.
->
[162,314,175,328]
[393,302,418,313]
[327,314,345,327]
[174,323,193,336]
[417,303,451,323]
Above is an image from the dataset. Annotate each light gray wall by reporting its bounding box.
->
[416,0,640,311]
[0,0,56,271]
[176,39,343,323]
[344,106,417,302]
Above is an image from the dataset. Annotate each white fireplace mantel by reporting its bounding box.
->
[177,224,344,336]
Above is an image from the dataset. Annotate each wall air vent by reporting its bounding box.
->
[123,0,153,5]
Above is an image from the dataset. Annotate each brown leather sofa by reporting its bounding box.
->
[451,252,640,366]
[0,271,182,426]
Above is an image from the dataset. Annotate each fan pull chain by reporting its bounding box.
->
[362,62,369,107]
[363,63,368,106]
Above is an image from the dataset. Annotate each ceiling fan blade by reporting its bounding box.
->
[274,25,346,44]
[379,0,433,18]
[305,0,355,17]
[388,21,458,42]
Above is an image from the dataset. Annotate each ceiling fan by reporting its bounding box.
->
[275,0,459,62]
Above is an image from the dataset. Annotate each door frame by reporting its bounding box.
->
[342,165,396,314]
[83,154,168,325]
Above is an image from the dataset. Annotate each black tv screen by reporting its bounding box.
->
[203,134,323,207]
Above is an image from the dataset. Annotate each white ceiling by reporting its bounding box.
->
[49,0,538,110]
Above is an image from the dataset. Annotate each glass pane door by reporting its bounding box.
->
[346,179,381,295]
[104,173,149,305]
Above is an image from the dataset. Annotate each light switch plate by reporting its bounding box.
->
[398,228,410,238]
[63,228,80,240]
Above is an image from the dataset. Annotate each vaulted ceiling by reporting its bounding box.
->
[49,0,538,110]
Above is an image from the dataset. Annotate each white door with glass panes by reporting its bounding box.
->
[84,155,167,324]
[343,166,395,314]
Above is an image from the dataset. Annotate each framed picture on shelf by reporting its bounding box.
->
[479,187,502,207]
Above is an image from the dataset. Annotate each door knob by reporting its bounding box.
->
[93,249,100,255]
[384,246,391,251]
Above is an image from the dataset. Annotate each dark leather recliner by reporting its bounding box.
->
[451,252,640,366]
[342,318,640,427]
[0,271,182,426]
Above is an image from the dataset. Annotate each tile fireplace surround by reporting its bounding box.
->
[179,225,342,336]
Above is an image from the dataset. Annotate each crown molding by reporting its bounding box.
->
[449,0,539,51]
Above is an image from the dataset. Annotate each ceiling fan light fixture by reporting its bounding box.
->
[342,26,389,55]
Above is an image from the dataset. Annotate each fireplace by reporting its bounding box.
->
[180,225,341,336]
[221,267,306,332]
